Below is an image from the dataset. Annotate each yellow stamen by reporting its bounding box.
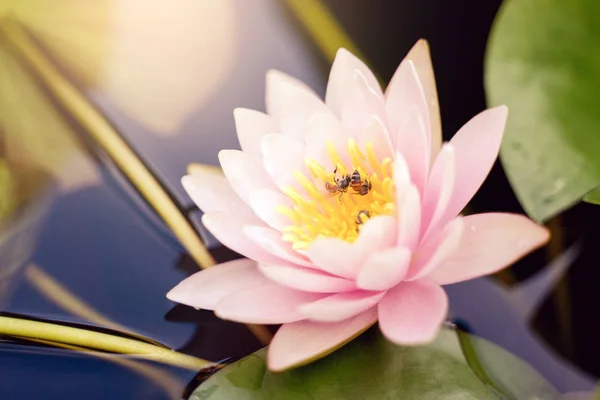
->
[348,138,367,172]
[278,139,397,250]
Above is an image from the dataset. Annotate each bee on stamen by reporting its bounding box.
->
[358,177,372,196]
[355,209,371,232]
[349,169,372,196]
[325,167,351,201]
[350,169,362,192]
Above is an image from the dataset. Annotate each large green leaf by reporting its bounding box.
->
[485,0,600,221]
[190,327,558,400]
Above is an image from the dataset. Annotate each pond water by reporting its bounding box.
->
[0,0,599,398]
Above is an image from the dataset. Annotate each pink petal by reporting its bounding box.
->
[326,48,383,117]
[248,188,293,231]
[258,263,356,293]
[306,237,366,279]
[215,283,324,324]
[428,213,550,285]
[166,259,268,310]
[356,247,412,291]
[440,106,508,226]
[340,70,387,131]
[299,290,384,322]
[378,279,448,344]
[355,215,398,251]
[420,144,456,240]
[407,217,464,281]
[218,149,277,205]
[359,115,393,161]
[305,112,351,170]
[266,70,331,142]
[396,183,421,250]
[202,211,287,265]
[393,150,411,191]
[404,39,442,162]
[267,308,377,372]
[243,225,313,267]
[385,60,430,194]
[233,108,279,156]
[260,133,308,190]
[181,171,246,214]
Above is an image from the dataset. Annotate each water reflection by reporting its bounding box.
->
[0,342,189,399]
[0,167,264,398]
[0,161,55,305]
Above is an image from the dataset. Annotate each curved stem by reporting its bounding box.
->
[0,316,212,371]
[1,17,273,345]
[25,264,168,349]
[20,337,185,399]
[284,0,366,64]
[0,16,215,269]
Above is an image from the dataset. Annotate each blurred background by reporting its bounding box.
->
[0,0,598,398]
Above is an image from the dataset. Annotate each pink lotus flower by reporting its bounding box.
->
[168,40,549,372]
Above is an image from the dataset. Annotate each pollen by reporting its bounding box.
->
[277,139,396,250]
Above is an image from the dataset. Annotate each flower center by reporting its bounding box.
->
[277,139,396,250]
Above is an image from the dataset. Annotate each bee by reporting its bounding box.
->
[357,177,372,196]
[349,169,372,196]
[350,170,362,192]
[355,209,371,232]
[325,167,351,200]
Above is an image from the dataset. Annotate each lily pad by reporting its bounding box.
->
[190,327,558,400]
[583,186,600,205]
[485,0,600,221]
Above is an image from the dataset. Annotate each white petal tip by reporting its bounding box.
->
[180,175,201,208]
[266,350,307,372]
[217,149,237,165]
[266,335,347,373]
[200,212,213,226]
[490,104,509,120]
[523,223,551,250]
[266,355,297,373]
[233,107,252,118]
[165,290,176,302]
[265,69,280,78]
[180,174,194,188]
[439,142,455,156]
[381,329,439,347]
[266,69,291,85]
[335,47,351,58]
[409,39,430,54]
[166,286,187,304]
[333,48,365,67]
[266,356,317,373]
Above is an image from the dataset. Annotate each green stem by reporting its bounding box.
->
[283,0,379,80]
[0,316,212,371]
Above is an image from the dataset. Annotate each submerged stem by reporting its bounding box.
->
[0,316,212,371]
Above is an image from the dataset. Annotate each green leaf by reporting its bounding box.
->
[583,186,600,205]
[485,0,600,221]
[190,327,559,400]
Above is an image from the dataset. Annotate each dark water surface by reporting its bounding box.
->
[0,0,598,398]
